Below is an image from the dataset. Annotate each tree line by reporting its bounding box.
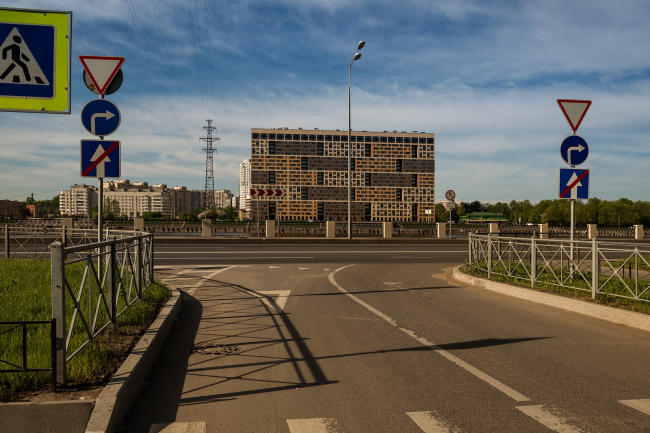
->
[436,198,650,227]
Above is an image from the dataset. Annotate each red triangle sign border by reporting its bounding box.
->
[557,99,592,133]
[79,56,125,95]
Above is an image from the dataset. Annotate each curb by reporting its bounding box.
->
[452,266,650,333]
[153,237,468,245]
[85,283,182,433]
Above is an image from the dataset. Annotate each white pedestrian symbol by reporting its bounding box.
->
[0,27,49,85]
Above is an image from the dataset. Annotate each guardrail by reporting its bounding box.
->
[0,319,57,392]
[2,226,139,259]
[468,233,650,304]
[50,232,154,386]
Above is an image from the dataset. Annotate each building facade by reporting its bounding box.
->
[59,184,98,216]
[250,128,435,222]
[0,199,21,219]
[239,158,252,218]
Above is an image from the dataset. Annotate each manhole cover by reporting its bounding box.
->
[187,343,240,355]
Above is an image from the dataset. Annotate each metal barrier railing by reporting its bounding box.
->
[50,232,154,386]
[468,233,650,304]
[0,319,57,392]
[393,224,438,238]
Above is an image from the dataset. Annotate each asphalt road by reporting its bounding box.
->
[118,245,650,433]
[152,243,470,266]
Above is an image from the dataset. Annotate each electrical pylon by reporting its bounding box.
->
[200,120,219,212]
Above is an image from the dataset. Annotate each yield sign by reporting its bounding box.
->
[79,56,125,95]
[557,99,591,132]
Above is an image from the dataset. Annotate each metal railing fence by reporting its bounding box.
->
[0,319,57,392]
[393,224,438,238]
[468,233,650,304]
[3,226,140,259]
[50,232,154,386]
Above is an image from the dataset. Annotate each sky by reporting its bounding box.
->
[1,0,650,204]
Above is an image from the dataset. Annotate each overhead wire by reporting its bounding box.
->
[186,0,208,120]
[204,0,217,120]
[149,0,200,131]
[124,0,198,151]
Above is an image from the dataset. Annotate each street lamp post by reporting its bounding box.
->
[348,41,364,239]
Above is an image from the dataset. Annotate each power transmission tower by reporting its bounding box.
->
[200,120,219,212]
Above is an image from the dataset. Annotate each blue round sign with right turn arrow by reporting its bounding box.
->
[560,135,589,166]
[80,98,121,137]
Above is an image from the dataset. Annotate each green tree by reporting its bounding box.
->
[218,206,239,222]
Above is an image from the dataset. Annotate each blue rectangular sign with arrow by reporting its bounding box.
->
[80,139,120,178]
[559,168,589,200]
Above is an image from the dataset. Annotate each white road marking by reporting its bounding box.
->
[407,412,455,433]
[620,399,650,416]
[169,266,237,297]
[154,250,463,254]
[328,265,530,402]
[516,405,583,432]
[148,422,206,433]
[256,290,291,312]
[382,282,403,285]
[270,266,281,268]
[287,418,339,432]
[299,267,310,270]
[323,269,332,271]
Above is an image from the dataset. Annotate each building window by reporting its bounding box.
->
[293,134,300,140]
[325,135,332,141]
[261,133,268,139]
[269,133,276,139]
[427,137,435,144]
[396,137,403,143]
[419,137,426,144]
[380,136,387,143]
[404,137,411,144]
[411,145,417,158]
[301,157,308,170]
[277,133,284,140]
[252,133,259,139]
[269,141,276,154]
[317,135,324,141]
[309,134,316,141]
[301,134,308,141]
[388,136,395,143]
[317,142,323,156]
[333,135,340,142]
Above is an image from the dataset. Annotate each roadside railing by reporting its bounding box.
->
[3,226,139,259]
[0,319,57,392]
[50,232,154,386]
[393,224,437,238]
[335,222,384,237]
[468,233,650,304]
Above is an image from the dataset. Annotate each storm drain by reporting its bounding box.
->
[187,343,241,355]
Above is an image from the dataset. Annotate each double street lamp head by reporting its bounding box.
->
[357,40,365,50]
[353,52,362,61]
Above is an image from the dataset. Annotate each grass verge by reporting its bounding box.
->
[460,261,650,315]
[0,259,171,402]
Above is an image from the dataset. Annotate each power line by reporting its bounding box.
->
[172,0,204,121]
[204,0,217,120]
[150,0,200,131]
[186,0,208,119]
[124,0,197,150]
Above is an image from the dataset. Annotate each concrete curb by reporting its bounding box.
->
[85,283,182,433]
[452,266,650,333]
[153,237,467,245]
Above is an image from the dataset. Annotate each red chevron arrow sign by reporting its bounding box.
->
[250,188,286,197]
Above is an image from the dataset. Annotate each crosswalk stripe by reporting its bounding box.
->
[407,412,454,432]
[516,405,583,433]
[620,399,650,416]
[148,422,206,433]
[287,418,339,433]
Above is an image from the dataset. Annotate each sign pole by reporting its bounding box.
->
[98,92,105,281]
[257,196,260,238]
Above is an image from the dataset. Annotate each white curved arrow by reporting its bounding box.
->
[567,144,585,165]
[91,110,115,135]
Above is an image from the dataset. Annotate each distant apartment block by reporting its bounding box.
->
[0,199,21,219]
[250,128,435,221]
[239,158,252,218]
[214,189,234,208]
[60,180,204,218]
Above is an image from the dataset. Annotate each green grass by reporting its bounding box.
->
[0,259,170,401]
[461,260,650,315]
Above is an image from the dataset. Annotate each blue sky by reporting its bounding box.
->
[1,0,650,204]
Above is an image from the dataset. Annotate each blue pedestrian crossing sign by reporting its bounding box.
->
[81,99,121,136]
[80,140,121,178]
[559,168,589,200]
[0,8,71,114]
[560,135,589,166]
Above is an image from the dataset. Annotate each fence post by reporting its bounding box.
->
[149,234,154,284]
[136,232,143,299]
[4,225,8,259]
[591,237,598,299]
[107,236,117,333]
[50,318,57,392]
[50,241,66,386]
[468,233,472,264]
[531,236,536,288]
[61,225,66,248]
[487,233,492,279]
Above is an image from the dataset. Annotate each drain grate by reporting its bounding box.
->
[187,343,240,355]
